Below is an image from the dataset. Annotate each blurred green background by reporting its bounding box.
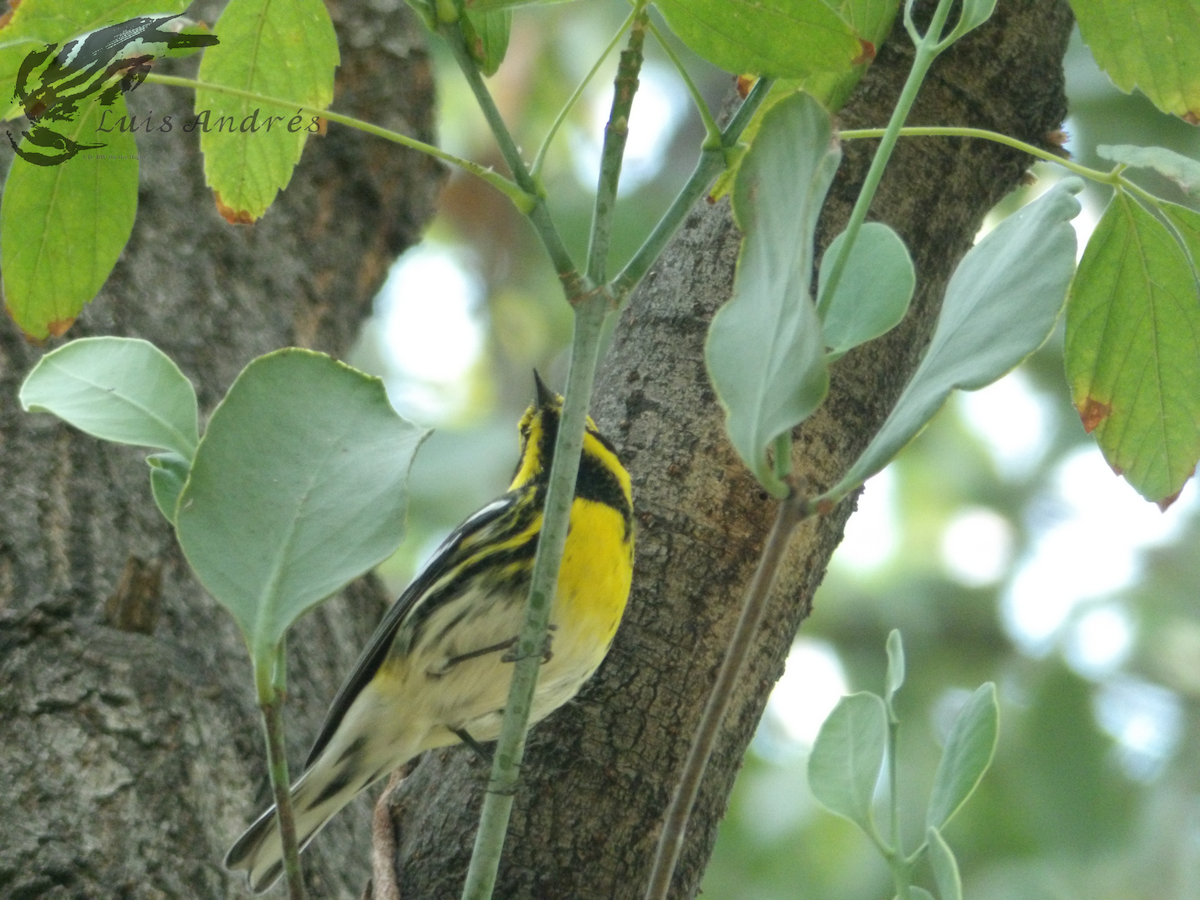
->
[347,5,1200,898]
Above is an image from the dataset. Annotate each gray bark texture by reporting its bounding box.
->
[385,1,1074,899]
[0,0,1075,898]
[0,1,441,897]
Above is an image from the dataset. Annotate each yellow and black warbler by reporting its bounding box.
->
[226,374,634,892]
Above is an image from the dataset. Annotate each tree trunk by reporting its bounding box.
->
[0,1,441,897]
[386,1,1074,898]
[0,0,1074,898]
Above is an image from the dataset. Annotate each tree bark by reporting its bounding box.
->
[386,1,1074,898]
[0,1,441,897]
[0,0,1075,898]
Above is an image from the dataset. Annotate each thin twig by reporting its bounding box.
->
[260,686,307,900]
[610,76,773,306]
[643,484,810,900]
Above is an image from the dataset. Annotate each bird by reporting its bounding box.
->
[225,373,634,892]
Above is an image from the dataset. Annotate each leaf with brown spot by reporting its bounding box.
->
[215,193,255,226]
[1077,397,1112,434]
[1065,191,1200,503]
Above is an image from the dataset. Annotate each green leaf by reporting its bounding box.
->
[1,95,137,339]
[1097,144,1200,200]
[884,628,905,712]
[709,0,898,201]
[706,93,837,496]
[1064,191,1200,506]
[196,0,339,222]
[19,337,199,459]
[147,451,191,523]
[0,0,188,119]
[818,221,914,358]
[463,7,511,76]
[927,827,963,900]
[825,178,1081,502]
[926,683,999,830]
[1071,0,1200,122]
[906,890,937,900]
[1162,198,1200,272]
[655,0,863,79]
[808,691,887,834]
[174,349,427,658]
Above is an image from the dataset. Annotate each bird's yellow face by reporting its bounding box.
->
[509,384,624,499]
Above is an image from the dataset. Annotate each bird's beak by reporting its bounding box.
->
[533,370,556,408]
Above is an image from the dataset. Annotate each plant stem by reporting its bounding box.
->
[643,484,810,900]
[531,7,637,179]
[458,13,649,897]
[888,714,902,862]
[256,653,307,900]
[838,125,1121,185]
[459,294,609,900]
[586,7,648,286]
[817,0,959,315]
[611,76,773,306]
[439,21,583,297]
[645,18,720,146]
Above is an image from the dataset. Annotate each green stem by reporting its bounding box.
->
[458,18,648,897]
[610,76,773,306]
[459,294,609,900]
[643,485,809,900]
[838,125,1122,186]
[817,0,959,317]
[438,20,585,299]
[586,8,649,286]
[531,7,637,179]
[646,18,720,147]
[144,73,530,207]
[888,714,902,861]
[255,652,307,900]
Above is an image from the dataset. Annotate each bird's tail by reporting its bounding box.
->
[225,760,372,893]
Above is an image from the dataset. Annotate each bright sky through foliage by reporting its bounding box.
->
[379,244,485,422]
[570,61,687,195]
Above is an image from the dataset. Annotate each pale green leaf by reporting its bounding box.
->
[1064,192,1200,505]
[175,349,427,656]
[818,221,914,357]
[1072,0,1200,121]
[884,629,905,712]
[808,692,887,833]
[705,93,837,496]
[825,179,1081,501]
[927,827,963,900]
[147,451,191,523]
[196,0,339,222]
[19,337,199,460]
[1097,144,1200,199]
[926,683,999,830]
[1,95,137,338]
[656,0,863,79]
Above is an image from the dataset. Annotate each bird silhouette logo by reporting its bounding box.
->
[8,14,218,166]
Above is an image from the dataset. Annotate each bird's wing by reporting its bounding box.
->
[303,494,517,768]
